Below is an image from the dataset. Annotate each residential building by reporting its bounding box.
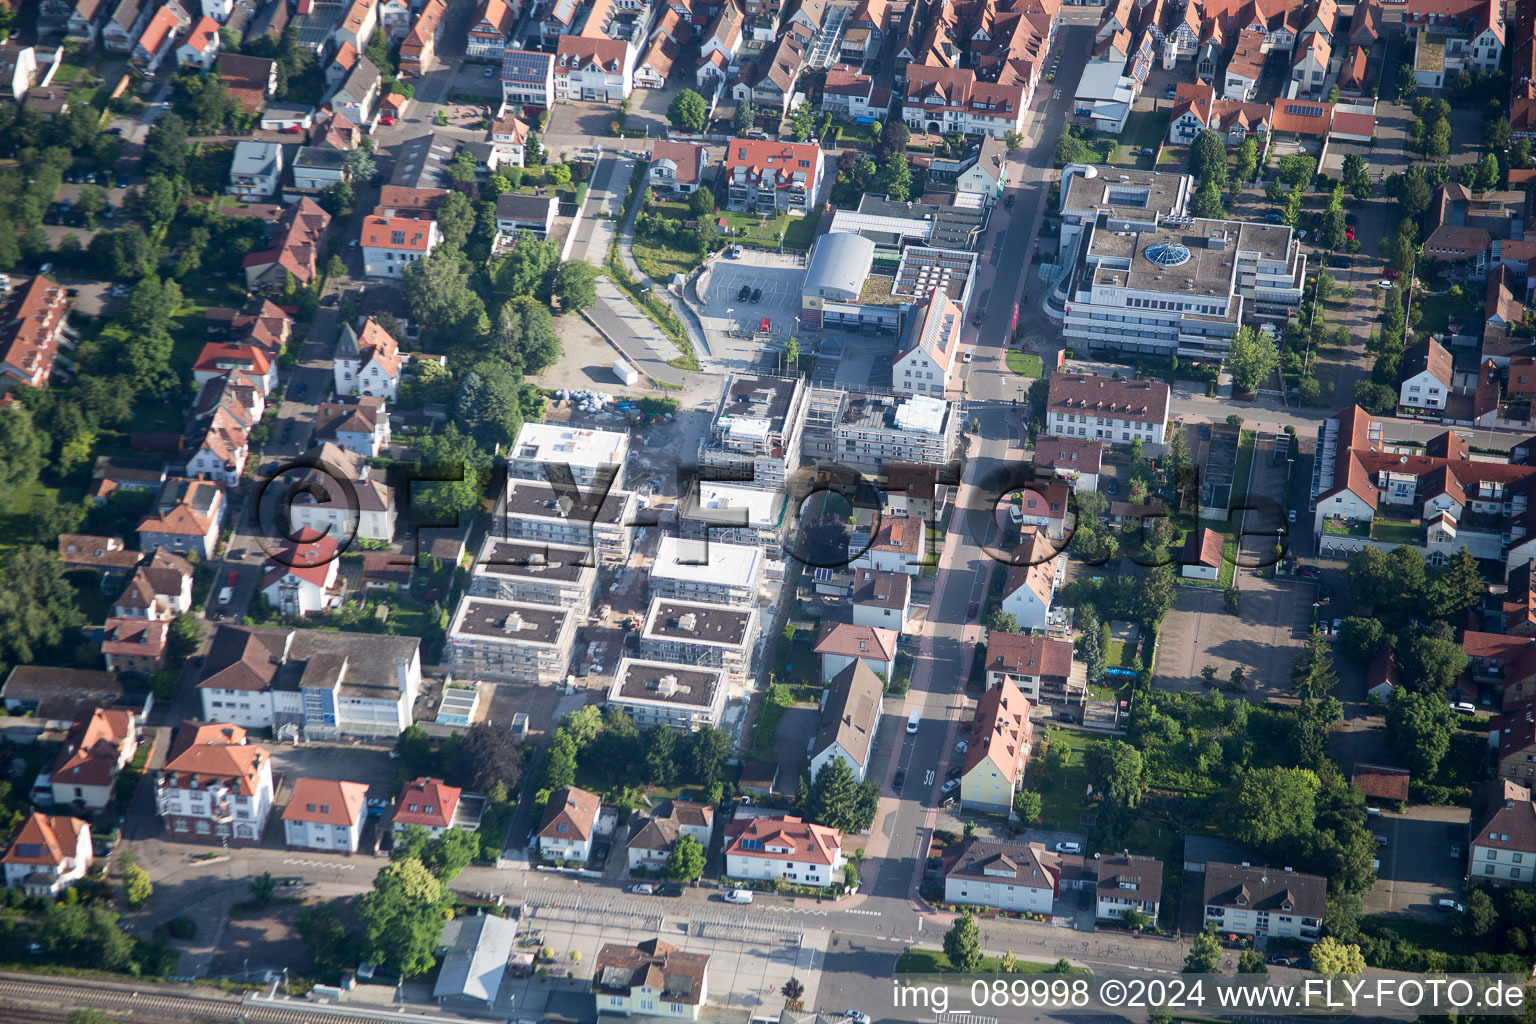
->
[1167,79,1272,144]
[282,777,369,852]
[361,215,441,278]
[592,939,710,1020]
[1398,337,1454,416]
[109,548,194,621]
[0,666,143,723]
[501,48,556,108]
[722,139,822,214]
[47,708,138,812]
[1181,527,1223,580]
[227,140,283,199]
[469,538,597,611]
[634,34,680,89]
[0,275,74,389]
[1009,480,1072,540]
[1495,699,1536,780]
[331,55,381,125]
[137,478,224,560]
[399,0,446,76]
[467,0,516,57]
[392,776,464,837]
[57,534,141,576]
[1095,853,1164,922]
[983,632,1081,705]
[818,69,890,121]
[883,461,949,521]
[101,617,170,675]
[813,621,896,684]
[190,341,275,393]
[494,193,558,241]
[434,915,519,1006]
[802,389,960,475]
[650,537,763,606]
[333,317,402,400]
[723,814,844,887]
[155,726,274,845]
[697,373,811,491]
[808,661,883,783]
[649,141,709,194]
[1044,374,1170,445]
[499,479,638,565]
[314,396,390,456]
[626,801,714,872]
[960,677,1032,815]
[903,64,1028,138]
[1405,0,1503,90]
[378,0,412,40]
[1203,863,1325,941]
[64,0,110,44]
[281,443,396,542]
[1353,763,1410,805]
[850,517,927,575]
[178,14,222,67]
[893,292,962,397]
[850,569,910,631]
[334,0,378,53]
[195,625,423,740]
[291,146,347,192]
[730,33,804,117]
[104,0,152,52]
[999,527,1061,630]
[446,597,575,683]
[1072,59,1139,134]
[1470,779,1536,884]
[943,838,1062,913]
[242,197,332,290]
[2,814,92,896]
[555,35,633,101]
[1033,437,1103,492]
[927,135,1010,204]
[258,528,340,617]
[639,599,757,682]
[677,481,790,557]
[537,785,600,863]
[607,658,728,731]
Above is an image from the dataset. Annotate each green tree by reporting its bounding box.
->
[1237,949,1267,974]
[1226,325,1278,394]
[735,98,756,137]
[543,729,578,789]
[249,871,277,907]
[1385,689,1458,777]
[120,854,152,909]
[1291,626,1339,700]
[1075,605,1106,682]
[0,404,47,495]
[1190,178,1226,218]
[554,260,597,313]
[1474,151,1501,193]
[1513,138,1534,169]
[1311,936,1365,975]
[0,547,85,674]
[667,89,708,132]
[434,190,476,249]
[344,146,377,182]
[790,100,816,142]
[356,857,449,978]
[644,726,678,786]
[1427,547,1486,620]
[1183,929,1222,973]
[401,251,489,339]
[447,721,525,793]
[689,185,715,219]
[297,904,350,980]
[1336,616,1386,663]
[878,157,913,202]
[1013,789,1042,823]
[454,359,530,448]
[1341,153,1373,201]
[1459,887,1497,937]
[1223,767,1318,848]
[70,1011,119,1024]
[943,912,983,973]
[143,113,188,179]
[666,834,706,881]
[1426,118,1452,158]
[689,724,730,788]
[805,757,859,830]
[1085,741,1144,808]
[1189,130,1226,184]
[1234,136,1260,184]
[547,162,572,187]
[1396,618,1467,692]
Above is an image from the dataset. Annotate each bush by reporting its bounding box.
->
[166,916,196,940]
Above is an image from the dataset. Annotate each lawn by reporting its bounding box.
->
[783,206,824,250]
[896,949,1087,973]
[1103,639,1136,669]
[1369,518,1423,545]
[718,204,827,251]
[1415,290,1476,336]
[1006,351,1043,377]
[1106,108,1171,167]
[632,237,701,281]
[1034,727,1097,832]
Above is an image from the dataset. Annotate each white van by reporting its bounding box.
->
[218,586,234,604]
[723,889,753,905]
[907,710,920,734]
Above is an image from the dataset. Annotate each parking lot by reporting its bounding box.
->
[1363,805,1471,922]
[1155,576,1309,698]
[699,249,808,371]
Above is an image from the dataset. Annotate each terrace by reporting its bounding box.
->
[1415,34,1446,72]
[1368,517,1423,545]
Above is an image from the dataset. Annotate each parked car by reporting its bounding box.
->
[116,174,129,188]
[844,1013,872,1024]
[1266,211,1282,223]
[1451,701,1477,714]
[750,287,762,303]
[1383,267,1399,278]
[940,778,961,796]
[945,764,963,780]
[380,115,396,125]
[1004,194,1015,208]
[1449,843,1462,858]
[1055,841,1082,854]
[281,125,303,134]
[1297,565,1321,579]
[972,312,984,326]
[226,571,239,586]
[953,740,968,754]
[963,349,974,363]
[1137,147,1154,157]
[1377,279,1394,289]
[1376,834,1390,847]
[218,586,234,604]
[760,317,771,333]
[659,884,684,897]
[722,889,753,904]
[626,884,655,895]
[1438,898,1466,913]
[892,768,905,791]
[738,284,751,300]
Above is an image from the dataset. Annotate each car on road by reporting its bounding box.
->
[1377,279,1394,289]
[1287,509,1297,523]
[750,287,762,303]
[218,586,234,604]
[1450,843,1462,858]
[972,312,983,326]
[1004,194,1015,209]
[1055,841,1082,854]
[1375,834,1390,847]
[945,764,962,780]
[967,601,978,616]
[892,768,905,791]
[226,571,239,586]
[1267,211,1282,222]
[722,889,753,904]
[738,284,751,300]
[963,349,974,363]
[626,884,655,895]
[1438,898,1466,913]
[293,382,307,398]
[940,779,960,796]
[953,740,968,754]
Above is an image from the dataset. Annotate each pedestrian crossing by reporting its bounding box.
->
[282,858,355,870]
[843,909,882,917]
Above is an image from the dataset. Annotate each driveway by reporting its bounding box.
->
[1363,805,1471,921]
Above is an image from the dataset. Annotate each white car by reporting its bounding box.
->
[723,888,753,905]
[844,1013,872,1024]
[954,740,968,754]
[218,586,234,604]
[940,778,961,796]
[626,884,654,895]
[1055,841,1082,854]
[1377,279,1394,289]
[963,350,974,363]
[1450,701,1477,714]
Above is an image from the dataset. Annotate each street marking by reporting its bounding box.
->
[282,858,355,870]
[844,908,882,917]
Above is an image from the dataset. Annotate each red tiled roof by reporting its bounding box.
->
[2,813,88,868]
[1353,762,1410,801]
[283,777,369,826]
[393,777,461,828]
[51,708,135,788]
[724,814,842,865]
[814,621,897,661]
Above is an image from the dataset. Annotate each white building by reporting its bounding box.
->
[893,292,962,397]
[1470,779,1536,885]
[554,36,634,102]
[536,785,600,863]
[176,14,221,68]
[282,777,369,853]
[625,801,714,872]
[227,141,283,200]
[1033,436,1103,493]
[500,48,556,108]
[500,479,638,565]
[494,193,559,241]
[1203,863,1325,941]
[391,777,464,837]
[724,815,844,887]
[678,482,790,557]
[639,599,757,682]
[282,443,397,543]
[999,528,1060,631]
[361,215,441,278]
[813,622,896,685]
[155,726,275,845]
[850,569,910,631]
[509,423,630,486]
[808,661,883,783]
[469,538,598,612]
[49,708,138,812]
[943,837,1062,913]
[196,625,422,740]
[2,813,92,896]
[650,537,763,606]
[850,518,926,576]
[333,317,402,401]
[1398,338,1453,415]
[1096,853,1164,922]
[292,147,348,192]
[258,529,340,617]
[1044,373,1169,446]
[607,658,728,731]
[592,939,710,1020]
[446,596,575,684]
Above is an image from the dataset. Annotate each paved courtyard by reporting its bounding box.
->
[698,249,810,371]
[1362,805,1471,923]
[1154,577,1309,698]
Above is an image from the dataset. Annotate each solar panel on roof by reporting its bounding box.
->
[814,567,833,581]
[1286,103,1324,117]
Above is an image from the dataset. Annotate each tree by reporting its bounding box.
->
[790,100,816,142]
[688,185,715,219]
[668,89,708,132]
[143,113,188,179]
[1395,62,1418,101]
[943,912,983,973]
[120,854,152,909]
[454,359,530,448]
[297,904,350,980]
[544,729,578,789]
[411,423,490,524]
[0,547,85,674]
[447,721,524,793]
[1004,130,1023,153]
[547,162,572,187]
[667,834,706,881]
[554,260,597,313]
[782,978,805,1002]
[805,757,859,830]
[1427,547,1485,621]
[1311,936,1365,975]
[1514,138,1534,170]
[1223,767,1318,848]
[1346,545,1395,613]
[1459,887,1497,937]
[401,251,488,340]
[1237,949,1267,974]
[1234,136,1260,184]
[644,726,678,786]
[735,98,756,137]
[0,404,47,495]
[1291,627,1339,701]
[1189,130,1226,184]
[1336,616,1386,663]
[1075,606,1105,682]
[1013,789,1042,823]
[1276,153,1316,188]
[1189,178,1226,218]
[249,871,277,907]
[319,180,355,218]
[356,858,449,978]
[1475,151,1501,193]
[1385,689,1457,777]
[435,190,476,249]
[1426,118,1452,158]
[1085,740,1144,808]
[1183,929,1222,973]
[1342,153,1373,201]
[1396,619,1467,692]
[1226,325,1278,394]
[877,157,913,202]
[424,828,479,880]
[690,724,730,788]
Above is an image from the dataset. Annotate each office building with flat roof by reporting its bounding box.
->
[468,538,598,612]
[650,537,764,607]
[446,597,574,684]
[607,658,728,731]
[639,598,758,682]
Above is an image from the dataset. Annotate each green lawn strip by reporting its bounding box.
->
[1006,351,1043,377]
[1034,728,1097,830]
[632,238,701,281]
[896,949,1090,973]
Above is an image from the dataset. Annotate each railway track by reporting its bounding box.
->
[0,976,438,1024]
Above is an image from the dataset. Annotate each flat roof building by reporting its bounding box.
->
[607,658,728,731]
[677,481,790,557]
[508,423,629,487]
[498,479,637,566]
[698,374,811,491]
[639,597,758,682]
[446,596,575,684]
[803,387,959,472]
[650,537,764,606]
[468,538,598,612]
